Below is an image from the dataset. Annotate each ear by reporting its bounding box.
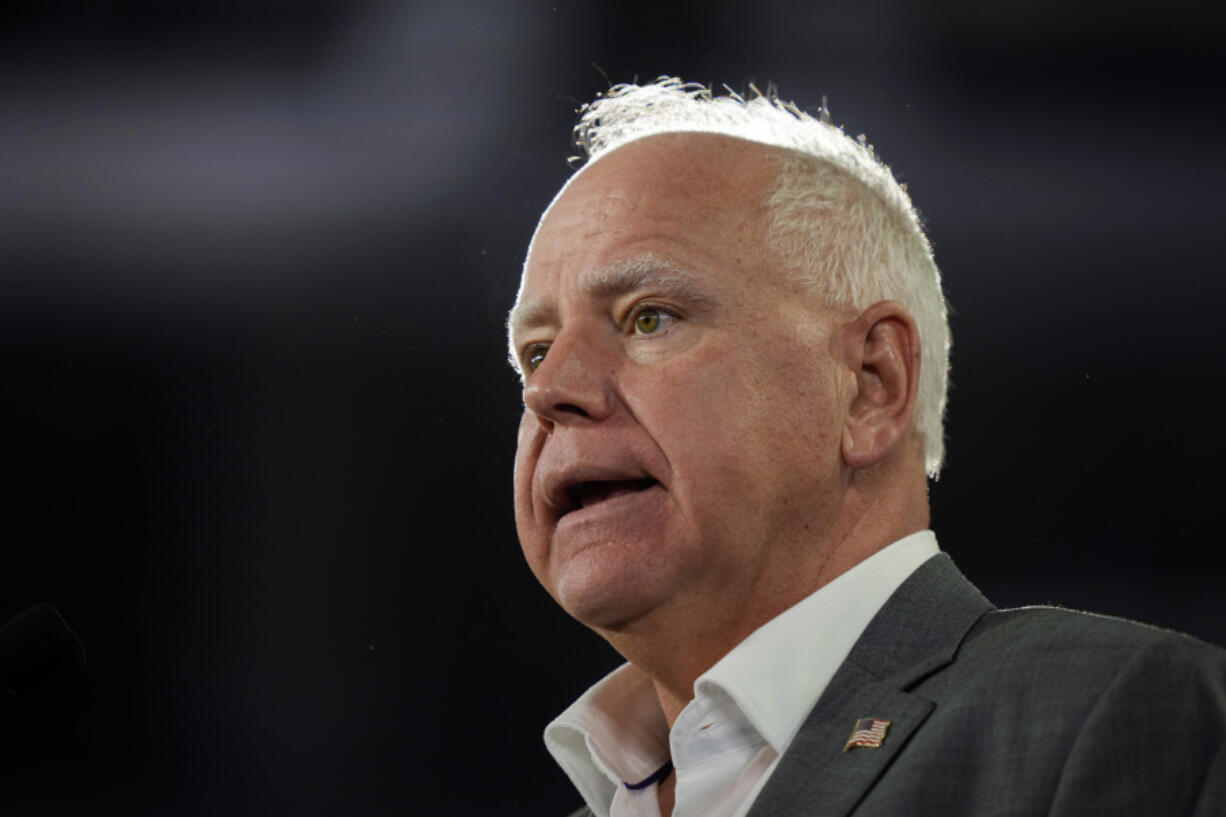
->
[839,301,922,470]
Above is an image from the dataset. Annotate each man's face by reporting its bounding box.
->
[510,134,852,635]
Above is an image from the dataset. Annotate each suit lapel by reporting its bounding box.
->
[746,554,993,817]
[747,663,934,817]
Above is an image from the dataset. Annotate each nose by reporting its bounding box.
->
[522,327,616,426]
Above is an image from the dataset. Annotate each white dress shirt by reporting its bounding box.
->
[543,530,941,817]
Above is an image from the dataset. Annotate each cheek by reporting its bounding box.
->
[644,346,840,503]
[512,415,535,496]
[512,415,547,566]
[629,355,768,506]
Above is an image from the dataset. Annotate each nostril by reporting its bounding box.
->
[523,363,612,423]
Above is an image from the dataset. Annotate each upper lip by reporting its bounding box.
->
[540,463,659,518]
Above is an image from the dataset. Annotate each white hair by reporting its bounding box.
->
[571,77,950,477]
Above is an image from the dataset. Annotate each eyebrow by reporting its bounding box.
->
[506,255,715,342]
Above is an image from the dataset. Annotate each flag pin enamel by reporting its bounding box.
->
[843,717,891,751]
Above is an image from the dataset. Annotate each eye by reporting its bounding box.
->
[524,345,548,373]
[631,307,675,335]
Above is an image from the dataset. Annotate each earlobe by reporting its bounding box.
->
[840,301,921,470]
[841,425,858,463]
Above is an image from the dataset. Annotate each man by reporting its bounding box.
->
[506,78,1226,816]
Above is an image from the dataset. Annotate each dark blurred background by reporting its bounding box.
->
[2,0,1224,813]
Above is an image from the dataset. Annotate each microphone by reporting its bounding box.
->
[0,604,86,694]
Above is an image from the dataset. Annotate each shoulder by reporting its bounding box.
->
[969,607,1226,813]
[910,605,1226,762]
[922,604,1226,704]
[967,604,1225,676]
[893,607,1226,813]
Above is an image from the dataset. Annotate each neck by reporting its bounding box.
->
[598,464,929,729]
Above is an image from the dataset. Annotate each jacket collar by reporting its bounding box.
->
[746,553,993,817]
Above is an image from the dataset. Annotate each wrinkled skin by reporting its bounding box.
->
[509,134,855,640]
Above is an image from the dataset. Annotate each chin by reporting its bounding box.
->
[551,558,677,633]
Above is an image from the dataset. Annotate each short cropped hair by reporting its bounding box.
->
[571,77,950,477]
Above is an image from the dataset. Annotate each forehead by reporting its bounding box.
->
[511,134,782,333]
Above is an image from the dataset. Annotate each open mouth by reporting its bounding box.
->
[564,478,659,515]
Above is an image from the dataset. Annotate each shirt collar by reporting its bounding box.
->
[544,663,668,817]
[543,530,941,815]
[696,529,940,752]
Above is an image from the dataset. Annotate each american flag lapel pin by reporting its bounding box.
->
[843,717,891,752]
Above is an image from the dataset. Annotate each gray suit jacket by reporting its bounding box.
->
[565,554,1226,816]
